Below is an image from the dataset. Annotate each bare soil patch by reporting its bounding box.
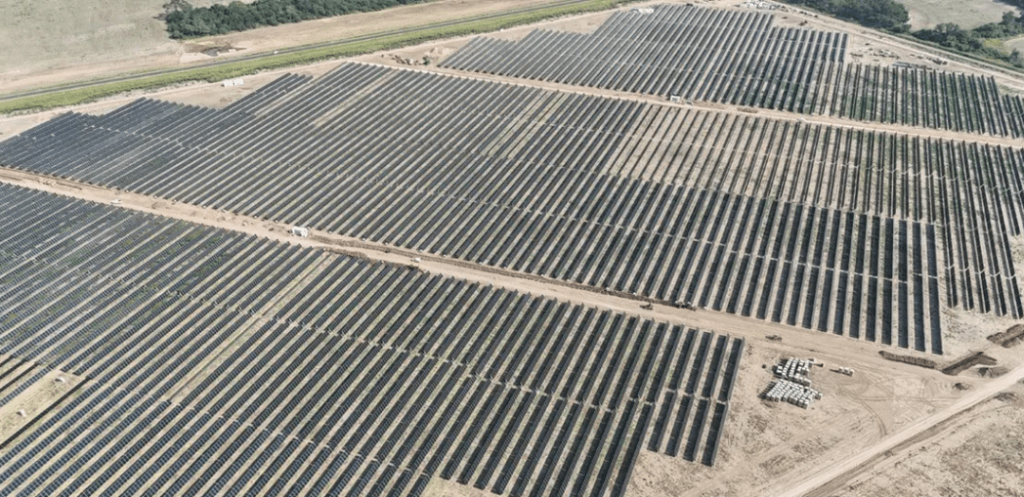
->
[900,0,1019,30]
[0,368,83,446]
[423,477,496,497]
[831,382,1024,497]
[625,340,968,497]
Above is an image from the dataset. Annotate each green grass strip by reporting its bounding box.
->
[0,0,635,115]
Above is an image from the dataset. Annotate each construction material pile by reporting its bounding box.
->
[773,357,814,385]
[764,380,822,409]
[766,358,823,408]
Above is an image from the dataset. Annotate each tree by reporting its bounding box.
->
[158,0,193,21]
[1011,49,1024,68]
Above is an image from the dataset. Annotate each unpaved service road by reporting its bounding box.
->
[773,362,1024,497]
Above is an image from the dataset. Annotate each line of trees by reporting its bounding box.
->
[913,12,1024,68]
[780,0,1024,69]
[780,0,911,32]
[163,0,424,39]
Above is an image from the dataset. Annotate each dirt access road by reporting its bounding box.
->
[774,362,1024,497]
[0,166,932,372]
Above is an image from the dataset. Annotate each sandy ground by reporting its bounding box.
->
[901,0,1019,30]
[624,339,987,497]
[774,356,1024,497]
[0,0,560,95]
[0,368,83,446]
[831,381,1024,497]
[424,478,496,497]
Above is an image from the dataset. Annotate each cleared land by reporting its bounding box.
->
[625,340,978,497]
[900,0,1019,30]
[831,381,1024,497]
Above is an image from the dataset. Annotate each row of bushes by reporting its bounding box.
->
[165,0,425,39]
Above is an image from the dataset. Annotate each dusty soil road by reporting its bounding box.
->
[774,362,1024,497]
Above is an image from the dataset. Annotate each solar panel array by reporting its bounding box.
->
[0,184,743,495]
[828,64,1024,137]
[0,356,48,407]
[2,63,1020,352]
[5,4,1018,493]
[443,5,847,115]
[440,4,1024,137]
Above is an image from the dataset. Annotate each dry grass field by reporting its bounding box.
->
[0,0,233,76]
[899,0,1019,29]
[0,0,559,95]
[1004,35,1024,53]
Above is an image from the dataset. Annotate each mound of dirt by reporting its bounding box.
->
[995,392,1019,403]
[424,47,454,60]
[987,324,1024,347]
[978,366,1010,378]
[942,352,998,376]
[879,351,937,369]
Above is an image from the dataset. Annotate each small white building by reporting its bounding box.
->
[290,227,309,237]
